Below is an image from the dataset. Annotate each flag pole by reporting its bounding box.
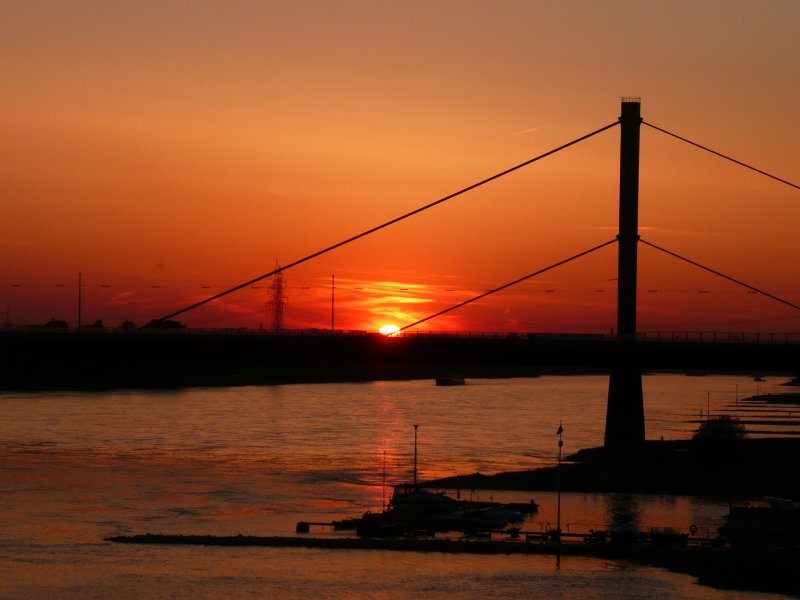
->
[556,422,563,545]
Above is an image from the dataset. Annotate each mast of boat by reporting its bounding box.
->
[413,424,419,487]
[382,450,386,511]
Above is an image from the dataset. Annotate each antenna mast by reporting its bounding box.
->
[266,262,287,333]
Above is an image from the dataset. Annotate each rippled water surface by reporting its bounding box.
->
[0,375,793,599]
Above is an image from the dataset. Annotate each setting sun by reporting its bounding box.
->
[378,324,400,336]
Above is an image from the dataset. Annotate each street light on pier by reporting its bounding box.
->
[413,424,419,487]
[556,422,563,544]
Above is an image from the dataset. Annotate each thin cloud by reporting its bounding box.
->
[110,291,138,303]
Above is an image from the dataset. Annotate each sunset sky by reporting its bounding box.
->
[2,0,798,333]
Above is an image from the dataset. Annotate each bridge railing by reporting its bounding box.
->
[635,331,800,344]
[1,325,798,343]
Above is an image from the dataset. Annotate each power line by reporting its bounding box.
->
[155,122,620,323]
[398,238,617,332]
[640,238,800,312]
[643,122,800,191]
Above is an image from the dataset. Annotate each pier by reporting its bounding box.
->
[105,533,799,596]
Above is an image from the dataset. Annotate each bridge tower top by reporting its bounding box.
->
[616,97,642,338]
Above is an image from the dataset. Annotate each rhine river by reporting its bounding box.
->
[0,374,792,599]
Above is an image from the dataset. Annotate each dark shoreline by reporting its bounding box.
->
[414,436,800,597]
[424,438,800,499]
[106,533,799,597]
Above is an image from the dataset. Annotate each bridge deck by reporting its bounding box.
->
[0,328,796,390]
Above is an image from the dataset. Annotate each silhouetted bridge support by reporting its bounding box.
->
[605,364,645,447]
[605,98,646,448]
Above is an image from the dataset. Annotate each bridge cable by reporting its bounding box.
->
[155,122,620,322]
[397,238,617,333]
[643,122,800,191]
[640,238,800,312]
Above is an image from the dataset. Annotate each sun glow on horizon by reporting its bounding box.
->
[378,324,400,335]
[2,3,798,334]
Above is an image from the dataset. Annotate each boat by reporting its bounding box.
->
[300,425,535,538]
[718,497,800,548]
[435,375,465,386]
[355,483,537,537]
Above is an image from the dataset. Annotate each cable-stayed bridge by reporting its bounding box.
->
[2,98,798,447]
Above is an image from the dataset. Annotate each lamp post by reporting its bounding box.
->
[556,422,563,544]
[413,424,419,487]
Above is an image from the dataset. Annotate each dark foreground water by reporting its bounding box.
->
[0,375,794,599]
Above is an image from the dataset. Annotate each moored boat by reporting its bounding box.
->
[718,496,800,548]
[355,484,537,537]
[435,375,465,386]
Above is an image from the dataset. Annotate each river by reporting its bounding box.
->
[0,374,793,598]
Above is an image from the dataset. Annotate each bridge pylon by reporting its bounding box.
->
[605,97,646,448]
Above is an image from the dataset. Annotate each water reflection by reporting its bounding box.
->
[530,491,727,537]
[605,493,642,530]
[0,376,789,599]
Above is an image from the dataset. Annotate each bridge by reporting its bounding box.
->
[3,98,798,447]
[2,324,798,386]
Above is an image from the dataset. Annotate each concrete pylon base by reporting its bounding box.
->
[604,365,645,448]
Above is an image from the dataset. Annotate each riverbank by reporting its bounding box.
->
[425,438,800,499]
[106,533,799,597]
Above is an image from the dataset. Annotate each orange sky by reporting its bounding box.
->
[1,1,798,333]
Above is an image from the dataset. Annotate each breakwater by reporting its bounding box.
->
[426,438,800,498]
[106,533,799,597]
